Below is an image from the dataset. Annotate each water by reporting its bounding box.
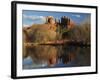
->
[23,45,90,69]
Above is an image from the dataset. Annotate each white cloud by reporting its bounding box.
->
[72,14,81,18]
[23,24,30,27]
[23,14,46,22]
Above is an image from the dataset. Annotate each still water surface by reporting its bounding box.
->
[23,45,90,69]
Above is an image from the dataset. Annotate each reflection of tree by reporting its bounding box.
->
[76,47,90,66]
[59,46,80,64]
[23,45,90,68]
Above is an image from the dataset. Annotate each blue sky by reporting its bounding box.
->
[22,10,90,27]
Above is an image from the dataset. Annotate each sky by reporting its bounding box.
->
[22,10,91,27]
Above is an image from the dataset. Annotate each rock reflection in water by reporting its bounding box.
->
[23,45,90,69]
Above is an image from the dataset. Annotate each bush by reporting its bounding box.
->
[66,22,90,43]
